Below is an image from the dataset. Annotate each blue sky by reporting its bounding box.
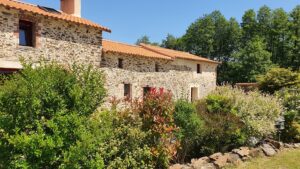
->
[25,0,299,44]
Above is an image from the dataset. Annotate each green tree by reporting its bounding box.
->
[270,8,291,67]
[232,36,273,82]
[257,6,272,47]
[289,6,300,69]
[136,35,159,46]
[241,9,258,44]
[161,34,182,50]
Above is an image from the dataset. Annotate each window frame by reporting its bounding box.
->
[197,64,202,74]
[155,63,159,72]
[124,83,132,99]
[19,20,35,47]
[118,58,123,69]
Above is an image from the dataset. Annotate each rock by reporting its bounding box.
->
[169,164,192,169]
[191,157,210,169]
[261,144,276,156]
[294,143,300,148]
[209,153,228,168]
[284,143,294,148]
[209,153,223,161]
[265,139,282,149]
[198,163,216,169]
[249,147,264,158]
[232,147,250,157]
[226,153,242,166]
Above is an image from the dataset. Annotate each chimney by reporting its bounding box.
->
[60,0,81,17]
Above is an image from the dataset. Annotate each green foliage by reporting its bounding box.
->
[132,88,179,169]
[276,88,300,142]
[136,35,160,46]
[173,100,204,162]
[90,111,154,169]
[161,5,300,84]
[257,68,300,93]
[231,36,273,82]
[0,62,107,168]
[195,86,282,154]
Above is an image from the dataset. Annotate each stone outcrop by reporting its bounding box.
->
[169,140,300,169]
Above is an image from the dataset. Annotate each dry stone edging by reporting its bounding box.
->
[169,140,300,169]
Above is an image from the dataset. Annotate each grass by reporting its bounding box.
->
[226,148,300,169]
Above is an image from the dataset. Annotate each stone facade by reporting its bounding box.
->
[0,6,102,67]
[101,53,217,103]
[0,4,218,106]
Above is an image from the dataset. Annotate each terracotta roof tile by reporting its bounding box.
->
[102,39,172,60]
[0,0,111,32]
[140,43,220,64]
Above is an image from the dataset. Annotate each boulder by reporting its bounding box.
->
[198,163,216,169]
[294,143,300,148]
[261,144,276,156]
[265,139,282,149]
[169,164,192,169]
[191,157,210,169]
[249,147,264,158]
[225,153,242,166]
[284,143,294,148]
[232,147,250,157]
[209,153,228,168]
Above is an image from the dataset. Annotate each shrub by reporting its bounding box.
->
[173,100,204,162]
[209,86,282,138]
[276,88,300,142]
[196,94,247,154]
[195,86,282,154]
[131,88,179,169]
[257,68,300,94]
[0,62,106,168]
[90,111,155,169]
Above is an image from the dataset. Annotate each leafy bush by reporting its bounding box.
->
[257,68,300,94]
[173,100,204,162]
[276,88,300,142]
[195,86,282,154]
[89,111,154,169]
[0,63,106,168]
[131,88,179,169]
[196,94,247,154]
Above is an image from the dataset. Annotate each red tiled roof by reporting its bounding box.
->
[140,43,220,64]
[102,39,172,60]
[0,0,111,32]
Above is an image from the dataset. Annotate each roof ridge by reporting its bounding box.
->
[0,0,111,32]
[141,43,197,56]
[103,39,144,48]
[139,43,175,58]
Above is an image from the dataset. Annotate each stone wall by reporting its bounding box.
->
[0,6,102,67]
[101,54,218,105]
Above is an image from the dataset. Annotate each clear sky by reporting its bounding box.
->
[24,0,300,44]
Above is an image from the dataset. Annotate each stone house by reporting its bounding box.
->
[0,0,219,103]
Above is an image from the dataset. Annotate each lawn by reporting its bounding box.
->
[227,149,300,169]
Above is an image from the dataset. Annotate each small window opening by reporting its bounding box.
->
[155,63,159,72]
[197,64,202,74]
[124,84,132,99]
[19,20,34,47]
[118,58,123,68]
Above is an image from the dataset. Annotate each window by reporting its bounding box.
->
[191,87,198,102]
[124,84,132,99]
[143,87,151,97]
[19,20,35,47]
[155,63,159,72]
[197,64,202,74]
[118,58,123,68]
